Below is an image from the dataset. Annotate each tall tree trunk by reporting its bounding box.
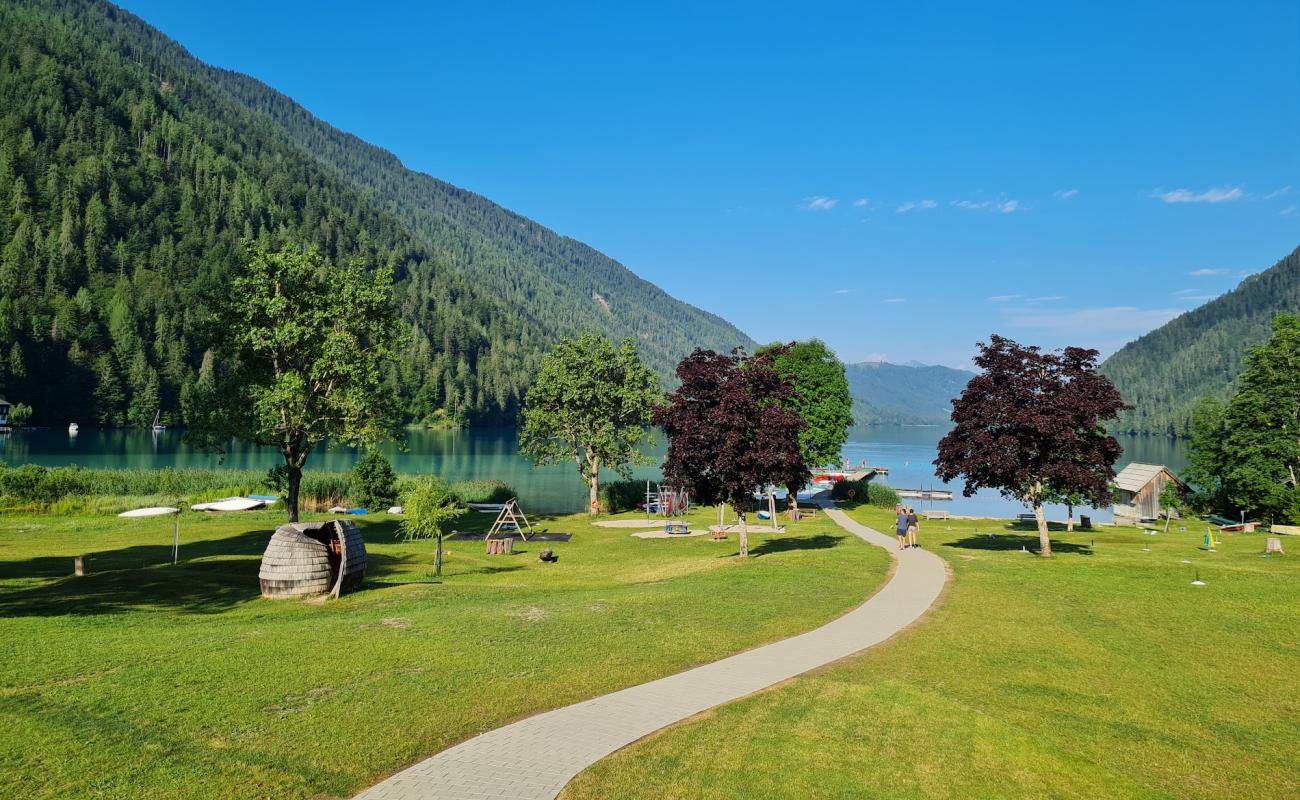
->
[736,505,749,558]
[787,482,800,516]
[434,532,443,577]
[286,461,302,523]
[1033,500,1052,558]
[588,455,601,514]
[1067,502,1075,532]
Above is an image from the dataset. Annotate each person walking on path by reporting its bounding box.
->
[906,506,920,548]
[895,505,909,550]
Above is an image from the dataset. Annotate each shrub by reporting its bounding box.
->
[450,479,514,504]
[599,479,645,514]
[400,476,468,577]
[830,478,900,508]
[350,450,398,509]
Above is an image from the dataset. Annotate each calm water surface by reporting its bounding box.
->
[2,425,1186,518]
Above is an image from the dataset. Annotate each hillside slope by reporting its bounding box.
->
[0,0,752,426]
[1101,244,1300,435]
[845,361,973,425]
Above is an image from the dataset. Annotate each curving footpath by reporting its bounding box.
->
[353,504,948,800]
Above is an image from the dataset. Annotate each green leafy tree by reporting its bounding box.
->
[350,449,398,510]
[1219,315,1300,521]
[8,402,32,427]
[1183,396,1229,514]
[185,242,402,521]
[519,334,660,513]
[759,339,853,511]
[400,476,467,577]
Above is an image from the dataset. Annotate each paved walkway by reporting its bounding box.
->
[353,504,949,800]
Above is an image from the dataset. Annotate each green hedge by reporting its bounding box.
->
[599,479,645,514]
[830,478,900,508]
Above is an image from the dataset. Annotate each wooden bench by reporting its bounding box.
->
[485,537,515,555]
[923,510,950,520]
[788,507,818,521]
[1016,513,1038,524]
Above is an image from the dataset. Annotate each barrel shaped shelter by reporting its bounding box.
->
[1112,463,1186,524]
[259,520,368,599]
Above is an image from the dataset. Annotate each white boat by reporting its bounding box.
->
[118,506,179,518]
[68,423,79,434]
[190,497,267,512]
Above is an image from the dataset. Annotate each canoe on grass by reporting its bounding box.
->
[118,506,179,518]
[191,497,267,513]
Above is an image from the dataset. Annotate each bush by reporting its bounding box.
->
[599,479,645,514]
[830,478,900,508]
[350,450,398,509]
[450,479,514,504]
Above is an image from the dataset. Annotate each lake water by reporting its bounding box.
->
[1,425,1186,518]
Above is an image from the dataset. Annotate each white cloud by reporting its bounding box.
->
[853,198,870,207]
[896,199,936,213]
[1188,268,1229,276]
[804,196,839,210]
[832,288,850,295]
[1154,186,1243,204]
[881,297,907,304]
[1053,188,1079,200]
[1265,186,1292,200]
[1025,295,1063,303]
[987,294,1021,303]
[952,198,1020,213]
[860,353,889,363]
[1282,204,1299,217]
[1004,306,1183,335]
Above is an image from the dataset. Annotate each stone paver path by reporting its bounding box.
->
[353,504,948,800]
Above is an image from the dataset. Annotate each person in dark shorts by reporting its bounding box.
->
[895,505,908,550]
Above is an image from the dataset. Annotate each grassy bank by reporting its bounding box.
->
[0,463,513,514]
[562,507,1300,799]
[0,505,888,799]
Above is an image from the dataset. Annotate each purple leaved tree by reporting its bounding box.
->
[654,348,809,557]
[934,335,1129,557]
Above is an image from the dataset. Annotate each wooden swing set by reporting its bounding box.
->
[486,498,535,541]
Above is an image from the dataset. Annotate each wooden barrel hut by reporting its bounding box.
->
[259,520,368,599]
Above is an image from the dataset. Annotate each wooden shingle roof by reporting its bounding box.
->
[1114,462,1183,493]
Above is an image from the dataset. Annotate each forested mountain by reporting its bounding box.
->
[0,0,752,428]
[845,361,973,426]
[1101,244,1300,436]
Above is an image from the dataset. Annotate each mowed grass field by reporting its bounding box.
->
[563,507,1300,800]
[0,506,888,799]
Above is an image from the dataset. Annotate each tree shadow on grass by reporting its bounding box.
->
[944,534,1094,556]
[745,533,845,558]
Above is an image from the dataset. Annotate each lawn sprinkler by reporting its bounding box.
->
[1191,570,1206,587]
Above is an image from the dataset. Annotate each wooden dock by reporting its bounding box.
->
[896,488,954,501]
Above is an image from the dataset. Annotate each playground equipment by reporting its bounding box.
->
[644,482,690,521]
[1203,529,1220,551]
[487,499,535,541]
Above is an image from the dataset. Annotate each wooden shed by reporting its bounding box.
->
[258,520,367,599]
[1112,463,1186,524]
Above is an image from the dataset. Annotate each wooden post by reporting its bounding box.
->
[74,556,86,576]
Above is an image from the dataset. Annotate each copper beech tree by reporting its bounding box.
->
[655,347,809,557]
[934,335,1128,557]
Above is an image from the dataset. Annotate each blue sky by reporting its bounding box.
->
[118,0,1300,368]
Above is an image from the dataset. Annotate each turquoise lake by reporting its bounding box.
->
[1,425,1186,519]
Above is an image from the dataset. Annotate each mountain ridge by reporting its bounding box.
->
[1100,243,1300,435]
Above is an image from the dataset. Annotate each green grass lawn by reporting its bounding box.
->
[0,505,888,799]
[562,508,1300,800]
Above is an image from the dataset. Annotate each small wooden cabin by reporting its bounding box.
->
[1112,463,1186,524]
[258,520,367,599]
